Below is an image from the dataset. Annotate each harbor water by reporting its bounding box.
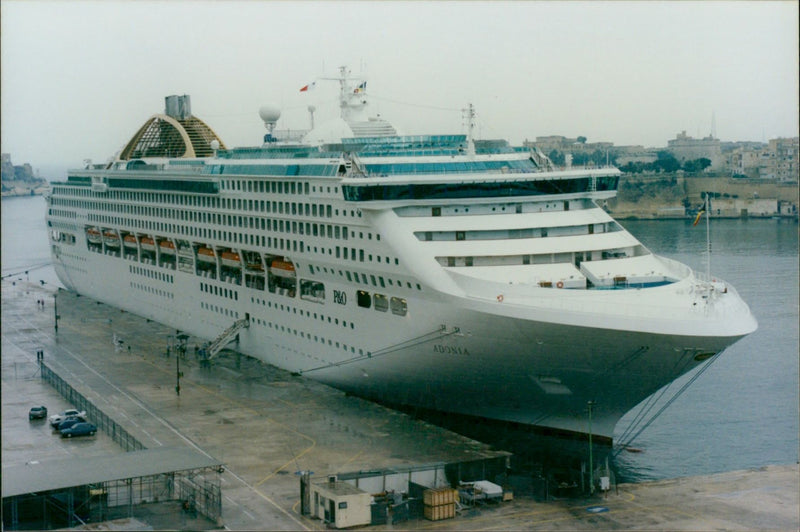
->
[2,195,798,482]
[613,218,799,481]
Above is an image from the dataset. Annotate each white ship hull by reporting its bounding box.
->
[51,244,750,442]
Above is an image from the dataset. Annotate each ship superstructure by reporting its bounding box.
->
[45,69,756,443]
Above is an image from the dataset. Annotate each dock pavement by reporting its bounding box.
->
[2,278,798,530]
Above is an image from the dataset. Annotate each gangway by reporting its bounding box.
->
[204,317,249,360]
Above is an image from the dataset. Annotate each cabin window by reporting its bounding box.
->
[390,297,407,316]
[374,294,388,312]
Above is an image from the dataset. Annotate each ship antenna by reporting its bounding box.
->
[463,103,476,157]
[337,65,349,118]
[320,65,367,122]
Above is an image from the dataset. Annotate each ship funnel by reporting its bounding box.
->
[165,95,192,120]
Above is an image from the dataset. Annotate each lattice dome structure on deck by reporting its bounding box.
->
[118,95,226,160]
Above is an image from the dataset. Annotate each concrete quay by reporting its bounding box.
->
[3,278,798,531]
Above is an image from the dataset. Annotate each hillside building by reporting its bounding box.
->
[666,131,723,170]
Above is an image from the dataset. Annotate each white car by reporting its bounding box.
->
[49,409,86,427]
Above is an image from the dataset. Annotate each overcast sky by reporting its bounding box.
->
[2,1,797,178]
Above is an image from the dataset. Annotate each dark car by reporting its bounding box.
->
[29,406,48,420]
[61,422,97,438]
[57,417,86,432]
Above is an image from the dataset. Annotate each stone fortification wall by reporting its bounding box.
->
[605,174,798,219]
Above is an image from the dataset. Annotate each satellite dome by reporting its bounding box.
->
[258,104,281,124]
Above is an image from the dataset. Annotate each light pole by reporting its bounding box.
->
[176,349,181,396]
[587,400,596,495]
[53,293,59,333]
[171,335,182,396]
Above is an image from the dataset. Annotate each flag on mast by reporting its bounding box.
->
[299,82,316,92]
[693,195,708,226]
[693,207,705,226]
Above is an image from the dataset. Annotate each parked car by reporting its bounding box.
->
[29,405,48,420]
[49,409,86,427]
[61,422,97,438]
[57,417,85,432]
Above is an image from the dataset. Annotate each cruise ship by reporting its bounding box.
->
[45,68,757,444]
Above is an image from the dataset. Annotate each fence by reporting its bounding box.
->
[40,361,145,452]
[38,361,222,524]
[175,473,222,522]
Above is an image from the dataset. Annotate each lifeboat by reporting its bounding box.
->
[197,248,216,263]
[197,247,215,263]
[158,240,176,255]
[103,230,120,247]
[140,237,156,252]
[123,234,138,247]
[221,251,241,268]
[86,227,102,244]
[270,259,296,278]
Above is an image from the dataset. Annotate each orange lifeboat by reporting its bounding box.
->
[86,227,102,244]
[140,237,156,252]
[197,247,215,263]
[123,234,138,247]
[270,259,296,278]
[221,251,241,268]
[103,230,120,247]
[158,240,176,255]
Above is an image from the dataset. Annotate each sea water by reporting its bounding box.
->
[613,218,799,481]
[2,196,798,481]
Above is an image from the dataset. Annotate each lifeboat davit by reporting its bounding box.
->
[270,259,296,278]
[221,251,241,268]
[140,237,156,252]
[197,247,215,263]
[86,227,102,244]
[159,240,176,255]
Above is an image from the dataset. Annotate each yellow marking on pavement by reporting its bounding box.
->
[339,450,364,470]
